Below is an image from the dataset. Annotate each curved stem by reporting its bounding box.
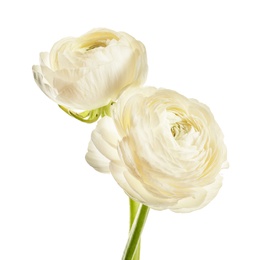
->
[123,203,150,260]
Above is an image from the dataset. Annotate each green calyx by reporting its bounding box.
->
[58,101,114,123]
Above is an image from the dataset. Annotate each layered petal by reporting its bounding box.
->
[86,87,227,213]
[33,28,148,111]
[86,116,120,172]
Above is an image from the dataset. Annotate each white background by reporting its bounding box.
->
[1,0,265,259]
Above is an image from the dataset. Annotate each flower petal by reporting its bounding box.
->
[87,87,228,213]
[86,141,110,173]
[33,28,148,111]
[32,65,58,101]
[86,116,120,172]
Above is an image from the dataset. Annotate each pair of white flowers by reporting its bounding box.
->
[33,28,227,213]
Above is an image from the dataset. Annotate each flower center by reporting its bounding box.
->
[171,122,191,139]
[85,42,107,51]
[167,112,192,140]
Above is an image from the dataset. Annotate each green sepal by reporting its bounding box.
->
[58,101,114,123]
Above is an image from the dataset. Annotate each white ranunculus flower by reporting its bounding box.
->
[32,28,147,111]
[86,87,228,213]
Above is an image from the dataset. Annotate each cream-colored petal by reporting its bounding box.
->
[39,52,50,67]
[85,141,110,173]
[171,175,223,213]
[109,161,173,210]
[40,66,95,110]
[49,37,75,70]
[91,117,120,162]
[32,65,58,101]
[107,87,227,212]
[86,117,120,173]
[33,28,147,111]
[85,116,121,173]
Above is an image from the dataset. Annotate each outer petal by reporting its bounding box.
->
[32,65,58,101]
[49,37,75,70]
[110,161,171,209]
[86,141,110,173]
[85,116,120,172]
[171,175,223,213]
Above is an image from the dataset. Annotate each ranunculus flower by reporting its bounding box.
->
[86,87,228,213]
[32,28,147,111]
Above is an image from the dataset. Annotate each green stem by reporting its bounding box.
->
[123,202,150,260]
[129,199,140,260]
[130,199,140,228]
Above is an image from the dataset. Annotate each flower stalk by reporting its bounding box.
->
[129,199,140,260]
[123,202,150,260]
